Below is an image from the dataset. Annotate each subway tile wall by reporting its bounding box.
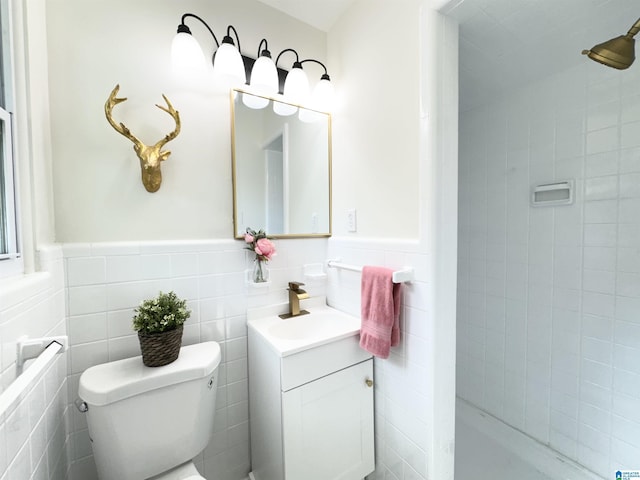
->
[3,238,430,480]
[0,246,69,480]
[327,238,431,480]
[457,62,640,477]
[63,239,328,480]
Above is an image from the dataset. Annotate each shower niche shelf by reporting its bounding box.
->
[531,180,574,207]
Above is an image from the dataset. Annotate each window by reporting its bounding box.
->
[0,0,19,270]
[0,106,17,260]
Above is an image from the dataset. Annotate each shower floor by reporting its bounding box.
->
[455,414,554,479]
[454,399,604,480]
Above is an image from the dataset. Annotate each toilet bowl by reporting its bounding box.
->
[79,341,221,480]
[149,460,204,480]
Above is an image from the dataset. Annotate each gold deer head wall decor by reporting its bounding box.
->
[104,84,181,193]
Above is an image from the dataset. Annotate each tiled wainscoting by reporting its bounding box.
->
[63,239,327,480]
[0,247,69,480]
[2,237,432,480]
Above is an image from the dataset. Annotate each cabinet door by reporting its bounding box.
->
[282,359,374,480]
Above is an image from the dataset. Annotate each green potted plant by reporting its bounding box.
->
[132,291,191,367]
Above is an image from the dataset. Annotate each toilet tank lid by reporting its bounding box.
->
[78,341,221,406]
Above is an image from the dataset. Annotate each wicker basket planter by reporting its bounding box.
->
[138,325,184,367]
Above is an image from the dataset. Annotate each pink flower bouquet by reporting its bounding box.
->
[245,228,276,283]
[244,228,276,262]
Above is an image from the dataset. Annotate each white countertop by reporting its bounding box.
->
[247,297,362,357]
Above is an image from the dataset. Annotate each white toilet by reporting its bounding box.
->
[78,341,221,480]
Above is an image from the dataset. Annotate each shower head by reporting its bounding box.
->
[582,17,640,70]
[582,35,636,69]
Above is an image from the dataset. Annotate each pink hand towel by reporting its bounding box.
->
[359,266,402,359]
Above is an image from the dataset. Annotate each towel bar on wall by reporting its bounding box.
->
[0,335,68,417]
[17,335,69,374]
[326,259,414,284]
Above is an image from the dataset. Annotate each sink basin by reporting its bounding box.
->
[247,298,361,356]
[269,313,352,340]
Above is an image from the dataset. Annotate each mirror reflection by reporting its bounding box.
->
[231,90,331,238]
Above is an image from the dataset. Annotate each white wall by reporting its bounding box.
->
[46,0,326,243]
[329,0,421,239]
[457,61,640,476]
[328,2,458,479]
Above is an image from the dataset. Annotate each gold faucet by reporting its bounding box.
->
[279,281,310,319]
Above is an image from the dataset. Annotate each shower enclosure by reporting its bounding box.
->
[450,0,640,478]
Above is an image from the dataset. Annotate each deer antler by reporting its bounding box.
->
[104,84,144,149]
[152,94,181,161]
[104,84,182,193]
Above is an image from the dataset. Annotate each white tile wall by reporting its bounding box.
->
[2,239,439,480]
[63,239,328,480]
[458,61,640,477]
[0,246,69,480]
[327,238,430,480]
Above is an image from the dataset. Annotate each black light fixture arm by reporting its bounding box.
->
[300,58,331,80]
[256,39,271,58]
[179,13,220,48]
[276,48,302,68]
[224,25,243,54]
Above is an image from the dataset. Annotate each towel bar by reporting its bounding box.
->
[1,336,68,417]
[326,259,414,284]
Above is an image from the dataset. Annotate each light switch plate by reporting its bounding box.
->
[347,209,357,232]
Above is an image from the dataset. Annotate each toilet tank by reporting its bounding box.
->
[79,341,221,480]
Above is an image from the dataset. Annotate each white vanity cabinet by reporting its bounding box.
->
[247,301,375,480]
[281,357,374,479]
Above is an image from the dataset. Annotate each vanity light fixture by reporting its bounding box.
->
[171,13,334,113]
[171,13,246,86]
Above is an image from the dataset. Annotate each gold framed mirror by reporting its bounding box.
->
[231,89,332,239]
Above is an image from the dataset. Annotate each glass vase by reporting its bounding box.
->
[252,258,268,283]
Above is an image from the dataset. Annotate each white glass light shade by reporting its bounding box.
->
[273,100,298,116]
[300,77,335,122]
[242,55,277,109]
[171,32,206,74]
[249,56,278,95]
[242,93,270,109]
[311,78,334,111]
[283,67,309,103]
[213,42,246,86]
[273,67,309,116]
